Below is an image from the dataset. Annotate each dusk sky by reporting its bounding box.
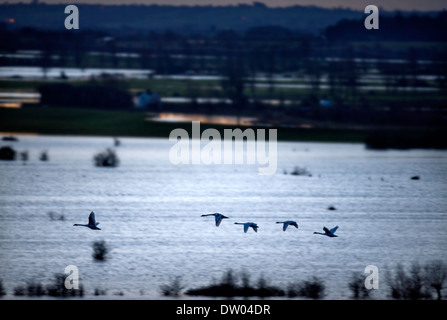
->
[1,0,446,12]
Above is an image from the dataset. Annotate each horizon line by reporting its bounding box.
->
[0,1,445,13]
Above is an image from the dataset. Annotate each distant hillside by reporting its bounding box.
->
[0,3,379,34]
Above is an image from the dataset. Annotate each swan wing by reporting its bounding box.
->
[252,224,258,233]
[329,226,338,234]
[284,221,298,230]
[323,226,330,234]
[88,212,97,225]
[215,215,223,226]
[243,224,249,233]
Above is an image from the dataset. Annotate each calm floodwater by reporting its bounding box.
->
[0,135,446,299]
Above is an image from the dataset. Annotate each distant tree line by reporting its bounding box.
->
[0,3,362,34]
[1,12,447,73]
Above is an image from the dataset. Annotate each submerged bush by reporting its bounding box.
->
[46,273,84,297]
[185,269,286,298]
[287,276,325,299]
[348,272,371,299]
[0,279,5,297]
[92,240,110,261]
[47,211,65,221]
[184,269,327,299]
[13,285,26,296]
[93,148,119,167]
[386,261,440,300]
[26,281,46,297]
[12,274,84,298]
[19,150,28,161]
[160,276,185,297]
[423,260,447,300]
[0,146,16,160]
[13,281,45,297]
[39,151,49,161]
[94,288,107,296]
[221,269,237,287]
[289,166,312,177]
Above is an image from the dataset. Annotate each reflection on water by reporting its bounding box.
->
[0,136,446,299]
[0,66,151,79]
[0,103,21,109]
[0,92,40,109]
[150,113,258,126]
[0,91,296,110]
[0,66,439,92]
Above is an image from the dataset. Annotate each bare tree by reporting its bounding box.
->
[160,276,185,297]
[348,272,371,299]
[407,261,429,300]
[220,52,247,125]
[423,260,447,300]
[387,262,435,300]
[40,40,53,79]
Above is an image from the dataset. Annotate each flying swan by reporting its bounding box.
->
[74,211,101,230]
[313,226,338,237]
[201,213,229,227]
[234,222,259,233]
[276,220,298,231]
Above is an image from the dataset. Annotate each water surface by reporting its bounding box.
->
[0,135,446,299]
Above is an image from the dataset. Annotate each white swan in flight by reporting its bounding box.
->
[234,222,259,233]
[74,211,101,230]
[313,226,338,237]
[201,213,229,227]
[276,220,298,231]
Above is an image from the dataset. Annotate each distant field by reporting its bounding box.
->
[1,78,445,105]
[0,106,368,143]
